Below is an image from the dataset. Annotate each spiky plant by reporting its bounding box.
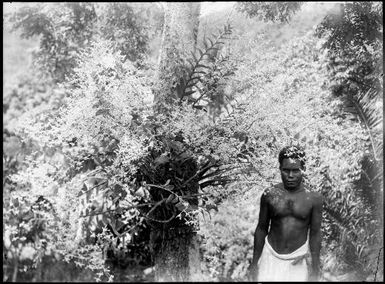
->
[176,23,234,109]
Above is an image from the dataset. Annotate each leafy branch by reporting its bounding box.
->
[345,88,383,161]
[176,23,233,107]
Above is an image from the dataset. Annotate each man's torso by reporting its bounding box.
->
[264,183,316,254]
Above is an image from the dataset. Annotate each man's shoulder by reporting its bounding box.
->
[263,183,283,194]
[261,183,283,202]
[306,190,323,205]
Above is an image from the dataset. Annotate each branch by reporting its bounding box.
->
[109,222,140,239]
[79,202,154,218]
[146,183,178,196]
[78,180,108,196]
[181,162,219,187]
[143,211,177,224]
[199,178,235,189]
[200,167,231,180]
[145,199,166,219]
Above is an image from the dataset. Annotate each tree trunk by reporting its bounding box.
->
[152,2,202,281]
[155,2,201,110]
[151,226,200,281]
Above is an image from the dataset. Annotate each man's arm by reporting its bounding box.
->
[248,190,270,281]
[309,193,323,280]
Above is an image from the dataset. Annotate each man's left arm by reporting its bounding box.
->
[309,193,323,280]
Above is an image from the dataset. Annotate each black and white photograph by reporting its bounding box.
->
[3,2,383,282]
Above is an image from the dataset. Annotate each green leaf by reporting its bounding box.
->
[166,194,175,204]
[187,58,195,68]
[203,38,209,49]
[283,127,291,136]
[172,196,180,204]
[197,48,204,59]
[184,90,196,97]
[207,47,220,52]
[193,105,206,111]
[190,50,199,64]
[205,204,218,212]
[191,70,207,75]
[154,154,169,165]
[189,76,203,82]
[195,64,211,69]
[95,108,110,116]
[176,83,184,98]
[175,201,187,211]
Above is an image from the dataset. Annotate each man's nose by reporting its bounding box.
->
[288,171,294,177]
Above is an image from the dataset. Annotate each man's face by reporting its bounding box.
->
[280,158,303,190]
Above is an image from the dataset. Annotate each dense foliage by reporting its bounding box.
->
[236,2,303,23]
[3,3,160,281]
[314,3,383,279]
[8,3,97,82]
[231,2,383,281]
[3,12,241,281]
[198,29,374,281]
[3,2,383,282]
[6,3,162,82]
[315,2,382,94]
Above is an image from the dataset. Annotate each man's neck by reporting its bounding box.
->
[283,183,304,193]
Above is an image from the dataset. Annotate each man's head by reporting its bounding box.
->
[278,146,306,191]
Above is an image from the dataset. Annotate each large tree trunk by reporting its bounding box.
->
[151,2,202,281]
[155,2,201,110]
[150,226,200,281]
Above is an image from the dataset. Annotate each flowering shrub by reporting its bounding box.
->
[3,2,382,282]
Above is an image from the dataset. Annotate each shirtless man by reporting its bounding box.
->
[248,146,323,281]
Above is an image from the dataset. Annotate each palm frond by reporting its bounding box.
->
[176,24,233,104]
[344,87,383,161]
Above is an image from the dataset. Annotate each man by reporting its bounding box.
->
[248,145,323,281]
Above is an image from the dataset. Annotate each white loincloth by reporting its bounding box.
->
[257,236,310,282]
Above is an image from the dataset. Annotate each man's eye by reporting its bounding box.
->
[282,169,300,173]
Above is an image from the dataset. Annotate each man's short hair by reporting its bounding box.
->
[278,145,306,168]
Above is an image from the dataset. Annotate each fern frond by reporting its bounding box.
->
[345,88,383,161]
[177,24,234,104]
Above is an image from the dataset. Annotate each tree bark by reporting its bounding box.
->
[152,3,202,281]
[151,226,200,281]
[155,2,201,110]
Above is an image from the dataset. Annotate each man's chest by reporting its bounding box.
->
[268,192,313,220]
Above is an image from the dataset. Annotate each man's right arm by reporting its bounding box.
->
[248,190,270,281]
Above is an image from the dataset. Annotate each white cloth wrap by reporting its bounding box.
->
[257,236,310,282]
